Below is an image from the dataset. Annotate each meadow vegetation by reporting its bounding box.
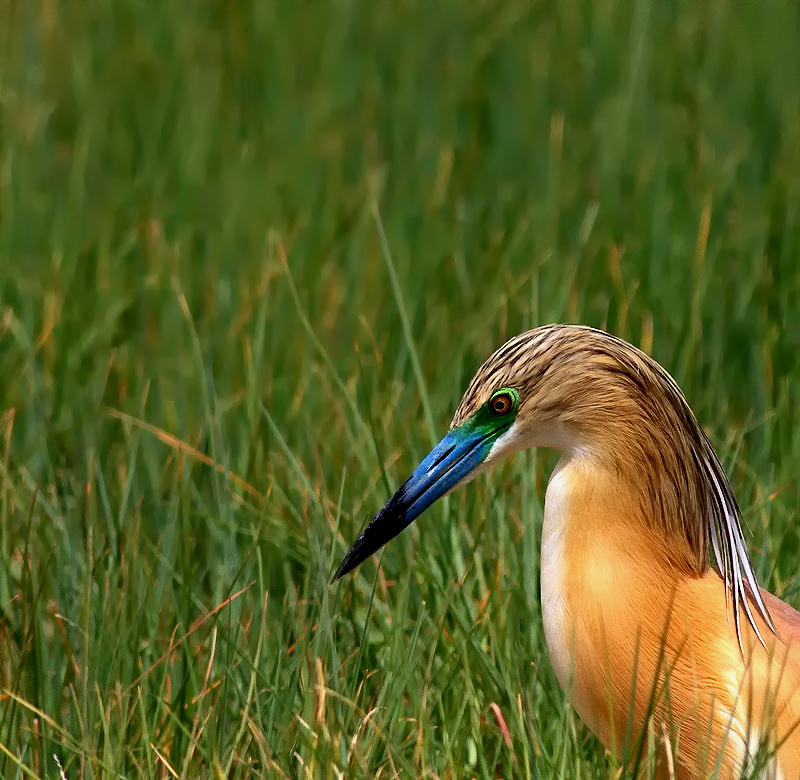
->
[1,1,799,777]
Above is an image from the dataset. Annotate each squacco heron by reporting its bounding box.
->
[334,324,800,778]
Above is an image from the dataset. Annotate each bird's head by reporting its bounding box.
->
[333,324,618,579]
[333,324,725,581]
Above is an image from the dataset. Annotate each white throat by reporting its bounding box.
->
[540,455,576,695]
[483,419,595,696]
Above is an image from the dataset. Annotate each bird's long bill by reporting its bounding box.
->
[333,422,505,580]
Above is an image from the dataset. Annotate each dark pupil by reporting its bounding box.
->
[493,395,509,413]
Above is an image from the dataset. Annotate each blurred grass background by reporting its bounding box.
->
[1,0,799,777]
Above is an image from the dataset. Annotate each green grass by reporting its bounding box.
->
[1,0,799,777]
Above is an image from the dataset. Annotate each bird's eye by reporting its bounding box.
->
[489,391,513,416]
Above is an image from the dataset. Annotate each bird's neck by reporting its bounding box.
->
[555,426,711,576]
[541,452,686,587]
[539,452,698,740]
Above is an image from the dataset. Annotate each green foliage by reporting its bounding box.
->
[0,0,799,776]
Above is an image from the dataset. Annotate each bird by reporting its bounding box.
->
[333,324,800,779]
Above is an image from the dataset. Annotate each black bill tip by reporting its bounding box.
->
[332,490,410,581]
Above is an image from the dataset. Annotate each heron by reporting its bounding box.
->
[334,324,800,778]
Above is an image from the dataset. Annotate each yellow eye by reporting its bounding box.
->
[490,392,513,415]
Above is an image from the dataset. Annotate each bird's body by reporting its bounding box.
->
[335,324,800,778]
[542,454,800,778]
